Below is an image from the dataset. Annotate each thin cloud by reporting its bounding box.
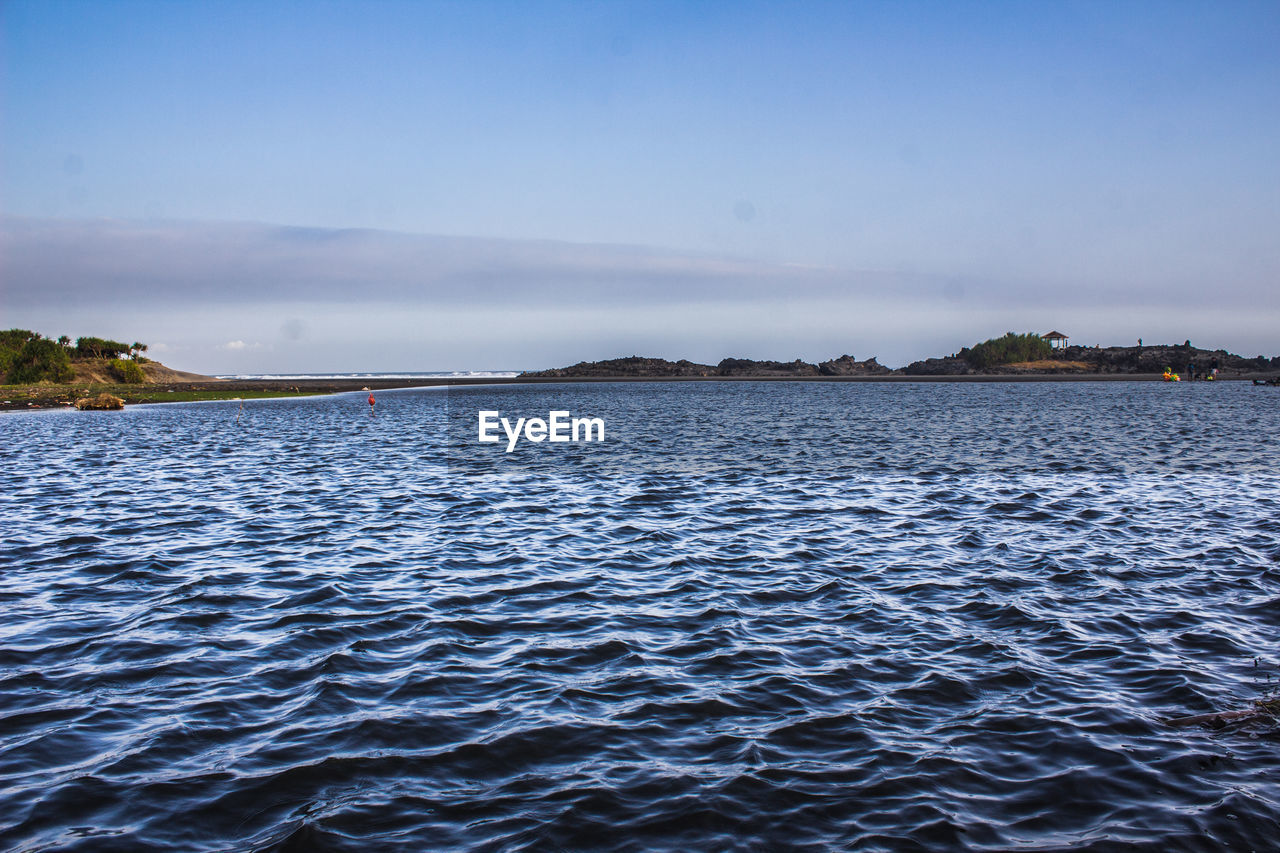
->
[1,216,863,309]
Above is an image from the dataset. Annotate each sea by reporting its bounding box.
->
[2,380,1278,851]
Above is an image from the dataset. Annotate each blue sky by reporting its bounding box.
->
[2,1,1278,371]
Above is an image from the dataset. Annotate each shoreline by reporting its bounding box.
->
[4,372,1278,412]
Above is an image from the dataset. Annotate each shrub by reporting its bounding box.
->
[960,332,1053,369]
[107,358,146,384]
[6,335,75,384]
[0,328,38,377]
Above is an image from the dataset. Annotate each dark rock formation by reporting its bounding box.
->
[521,356,715,378]
[716,358,820,376]
[1059,344,1280,375]
[902,357,972,376]
[522,352,903,379]
[818,355,891,376]
[521,353,892,378]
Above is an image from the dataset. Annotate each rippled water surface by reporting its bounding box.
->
[3,382,1279,851]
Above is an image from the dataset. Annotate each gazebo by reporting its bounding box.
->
[1042,330,1069,350]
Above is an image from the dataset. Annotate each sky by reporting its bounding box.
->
[2,0,1278,372]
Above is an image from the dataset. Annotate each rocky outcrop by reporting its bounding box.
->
[818,355,891,376]
[1059,344,1280,375]
[521,356,715,378]
[521,353,892,378]
[716,358,820,376]
[902,357,972,376]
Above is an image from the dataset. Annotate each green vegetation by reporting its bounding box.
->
[1,330,75,384]
[960,332,1053,369]
[75,336,132,360]
[0,329,34,376]
[107,358,146,384]
[2,329,151,384]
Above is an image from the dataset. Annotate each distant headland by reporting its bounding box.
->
[521,332,1280,380]
[4,329,1279,412]
[523,353,893,379]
